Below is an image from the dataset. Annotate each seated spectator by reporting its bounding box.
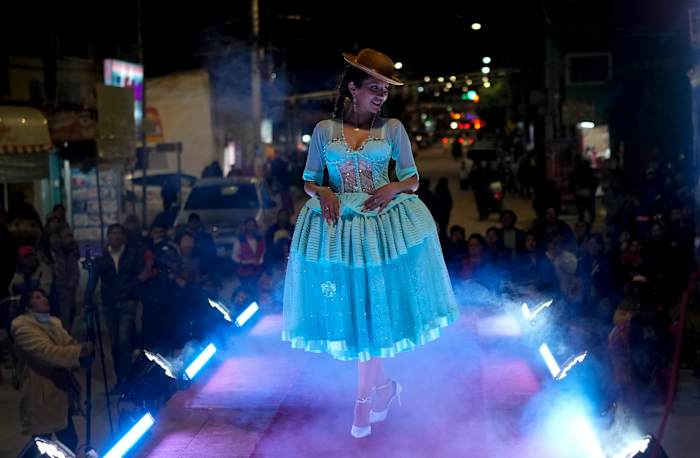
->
[460,234,505,290]
[512,231,558,294]
[532,207,574,248]
[574,220,591,258]
[579,233,617,321]
[186,213,217,267]
[617,238,645,284]
[544,236,579,298]
[500,210,526,257]
[232,218,265,293]
[485,227,511,262]
[11,288,93,453]
[265,209,295,250]
[444,225,468,278]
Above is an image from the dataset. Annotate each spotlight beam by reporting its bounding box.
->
[184,343,217,380]
[103,412,155,458]
[235,301,259,327]
[539,343,561,378]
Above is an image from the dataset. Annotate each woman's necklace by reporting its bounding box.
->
[340,114,376,150]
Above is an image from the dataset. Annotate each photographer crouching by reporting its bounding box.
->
[11,288,93,453]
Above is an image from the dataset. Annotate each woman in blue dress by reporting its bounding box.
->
[282,48,459,438]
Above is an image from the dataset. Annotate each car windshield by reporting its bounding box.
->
[185,183,259,209]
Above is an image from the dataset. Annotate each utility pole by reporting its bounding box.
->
[251,0,262,168]
[137,0,148,225]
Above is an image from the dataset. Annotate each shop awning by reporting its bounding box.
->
[0,106,52,182]
[0,106,52,152]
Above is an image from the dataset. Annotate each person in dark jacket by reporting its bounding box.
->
[433,177,453,241]
[499,210,526,257]
[95,224,144,386]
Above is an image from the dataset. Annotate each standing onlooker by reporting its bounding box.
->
[202,160,223,178]
[124,214,149,257]
[10,246,53,297]
[416,178,436,219]
[570,159,599,224]
[232,218,266,292]
[533,180,562,221]
[186,213,217,267]
[433,177,453,240]
[45,229,80,332]
[470,162,493,221]
[0,208,17,298]
[96,224,143,387]
[11,288,93,453]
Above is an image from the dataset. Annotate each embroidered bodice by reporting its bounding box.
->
[302,118,419,193]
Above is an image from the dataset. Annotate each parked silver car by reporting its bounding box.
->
[174,177,280,257]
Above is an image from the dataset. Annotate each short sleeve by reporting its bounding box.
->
[389,120,419,181]
[302,122,327,185]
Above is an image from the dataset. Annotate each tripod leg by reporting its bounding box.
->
[92,302,115,438]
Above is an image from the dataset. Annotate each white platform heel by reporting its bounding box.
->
[351,397,372,438]
[370,380,402,423]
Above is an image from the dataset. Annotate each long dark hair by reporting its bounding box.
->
[333,66,372,119]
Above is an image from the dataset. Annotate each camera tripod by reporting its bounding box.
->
[81,250,114,453]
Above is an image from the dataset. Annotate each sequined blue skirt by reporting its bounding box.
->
[282,192,459,361]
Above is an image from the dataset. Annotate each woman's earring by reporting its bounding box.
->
[353,98,360,132]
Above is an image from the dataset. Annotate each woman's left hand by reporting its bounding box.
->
[363,183,399,212]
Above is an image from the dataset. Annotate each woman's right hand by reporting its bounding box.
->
[318,187,340,224]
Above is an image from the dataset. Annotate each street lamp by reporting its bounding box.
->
[481,66,491,74]
[482,56,491,64]
[394,62,403,70]
[471,23,482,30]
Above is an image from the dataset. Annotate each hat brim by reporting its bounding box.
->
[343,53,404,86]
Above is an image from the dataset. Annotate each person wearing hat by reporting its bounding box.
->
[282,48,459,438]
[10,245,53,297]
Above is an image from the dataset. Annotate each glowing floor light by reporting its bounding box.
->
[184,343,217,380]
[143,350,176,379]
[538,344,588,381]
[556,351,588,381]
[521,299,553,322]
[33,437,76,458]
[571,414,606,458]
[612,435,651,458]
[103,412,155,458]
[208,298,233,323]
[539,343,561,378]
[235,301,259,327]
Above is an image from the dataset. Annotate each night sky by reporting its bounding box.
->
[2,0,691,93]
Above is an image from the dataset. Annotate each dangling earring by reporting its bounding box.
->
[352,97,360,132]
